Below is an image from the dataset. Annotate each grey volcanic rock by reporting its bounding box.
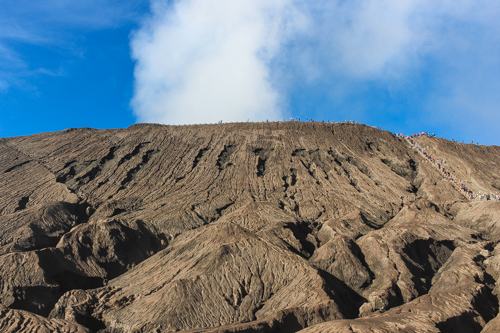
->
[55,217,166,279]
[52,221,361,332]
[0,122,499,332]
[0,304,90,333]
[0,201,79,255]
[300,241,499,333]
[0,217,165,317]
[453,201,500,239]
[310,233,372,293]
[0,251,60,316]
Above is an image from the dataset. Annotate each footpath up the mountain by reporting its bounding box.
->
[0,122,499,333]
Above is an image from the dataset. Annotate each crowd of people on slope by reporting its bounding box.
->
[395,132,436,138]
[475,193,500,201]
[404,134,499,202]
[212,119,498,200]
[286,118,359,124]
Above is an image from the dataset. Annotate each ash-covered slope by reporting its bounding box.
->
[0,122,499,333]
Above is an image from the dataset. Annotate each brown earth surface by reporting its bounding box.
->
[0,122,499,332]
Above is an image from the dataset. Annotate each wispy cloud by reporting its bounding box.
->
[0,0,147,92]
[131,0,500,140]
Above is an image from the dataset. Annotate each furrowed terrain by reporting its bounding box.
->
[0,122,499,333]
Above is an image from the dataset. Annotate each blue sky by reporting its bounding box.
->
[1,0,499,145]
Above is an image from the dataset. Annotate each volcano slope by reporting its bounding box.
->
[0,122,500,332]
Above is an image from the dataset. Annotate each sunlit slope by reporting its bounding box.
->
[0,122,499,332]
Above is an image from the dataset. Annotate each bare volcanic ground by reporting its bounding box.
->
[0,122,500,333]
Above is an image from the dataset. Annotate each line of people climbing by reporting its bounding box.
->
[286,118,359,124]
[395,132,436,138]
[403,134,499,202]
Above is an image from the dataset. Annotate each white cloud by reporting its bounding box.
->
[315,0,424,78]
[131,0,500,134]
[130,0,433,124]
[131,0,306,124]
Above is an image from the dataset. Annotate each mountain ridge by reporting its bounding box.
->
[0,122,499,332]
